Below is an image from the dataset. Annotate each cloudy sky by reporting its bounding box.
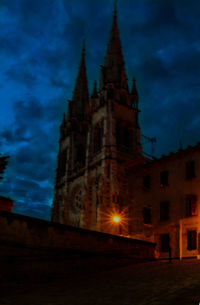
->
[1,0,200,220]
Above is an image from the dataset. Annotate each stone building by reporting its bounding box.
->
[52,4,200,258]
[128,144,200,259]
[52,6,141,235]
[0,196,13,212]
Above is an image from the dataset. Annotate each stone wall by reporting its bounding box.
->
[0,211,155,260]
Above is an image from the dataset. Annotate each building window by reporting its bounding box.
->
[160,201,169,221]
[143,175,151,190]
[186,195,197,217]
[143,207,152,224]
[93,123,103,154]
[120,94,127,104]
[107,164,110,178]
[187,230,197,250]
[107,88,114,99]
[112,191,119,204]
[76,144,86,167]
[116,122,121,148]
[186,161,195,179]
[160,171,168,186]
[116,121,133,151]
[100,96,104,106]
[57,148,67,179]
[75,189,83,210]
[161,234,170,252]
[123,128,132,147]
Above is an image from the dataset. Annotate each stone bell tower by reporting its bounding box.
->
[51,44,90,225]
[52,3,141,235]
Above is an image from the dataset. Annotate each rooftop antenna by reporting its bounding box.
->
[179,140,183,151]
[142,134,157,155]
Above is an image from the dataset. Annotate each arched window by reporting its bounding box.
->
[112,190,119,204]
[123,128,133,148]
[116,121,133,151]
[75,189,83,210]
[57,148,67,179]
[107,88,114,99]
[76,144,86,167]
[116,121,122,148]
[120,94,126,104]
[93,122,103,154]
[69,186,85,228]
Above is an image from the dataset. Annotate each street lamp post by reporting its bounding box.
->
[112,215,122,235]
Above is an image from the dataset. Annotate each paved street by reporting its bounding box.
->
[1,259,200,305]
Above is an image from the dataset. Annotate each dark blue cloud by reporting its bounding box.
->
[1,0,200,219]
[0,95,62,219]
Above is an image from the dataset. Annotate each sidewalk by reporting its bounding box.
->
[1,259,200,305]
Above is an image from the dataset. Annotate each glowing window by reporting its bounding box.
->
[186,195,197,217]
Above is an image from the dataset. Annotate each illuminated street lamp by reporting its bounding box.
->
[112,214,122,235]
[112,215,121,223]
[101,208,128,236]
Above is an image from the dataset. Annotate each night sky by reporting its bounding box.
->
[1,0,200,220]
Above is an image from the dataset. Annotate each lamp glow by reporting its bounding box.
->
[112,215,121,223]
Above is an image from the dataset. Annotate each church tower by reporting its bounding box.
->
[52,3,141,235]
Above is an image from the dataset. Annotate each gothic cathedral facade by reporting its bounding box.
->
[51,5,200,259]
[51,8,142,235]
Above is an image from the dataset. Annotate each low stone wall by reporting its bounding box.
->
[0,211,155,260]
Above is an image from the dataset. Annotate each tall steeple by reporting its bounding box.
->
[91,81,98,98]
[100,1,128,90]
[71,42,89,119]
[60,113,67,139]
[131,78,139,109]
[52,1,142,231]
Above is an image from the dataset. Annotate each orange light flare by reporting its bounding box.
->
[100,207,130,232]
[112,215,121,223]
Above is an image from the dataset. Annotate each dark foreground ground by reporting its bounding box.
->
[1,258,200,305]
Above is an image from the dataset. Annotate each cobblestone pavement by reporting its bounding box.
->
[1,259,200,305]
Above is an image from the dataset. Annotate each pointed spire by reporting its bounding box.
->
[60,113,67,139]
[82,39,86,57]
[113,0,117,19]
[62,112,66,124]
[131,78,137,95]
[100,1,128,90]
[71,41,89,119]
[131,78,139,108]
[91,81,98,98]
[73,41,88,101]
